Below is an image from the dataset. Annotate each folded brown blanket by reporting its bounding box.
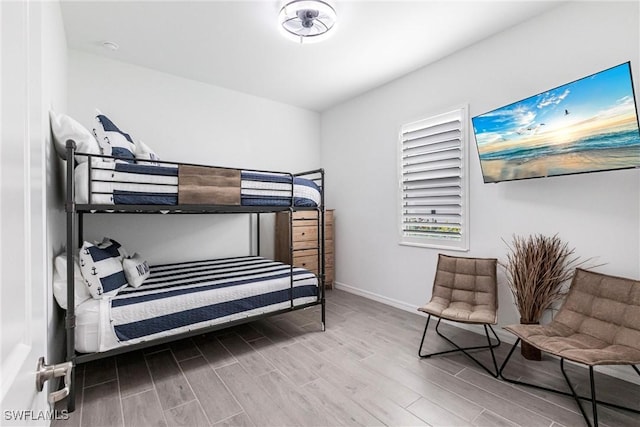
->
[178,165,241,205]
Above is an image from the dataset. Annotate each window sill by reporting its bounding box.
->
[399,241,469,252]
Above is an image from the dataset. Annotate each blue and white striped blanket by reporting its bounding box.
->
[74,161,321,206]
[106,256,318,347]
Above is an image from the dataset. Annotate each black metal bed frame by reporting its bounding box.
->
[63,140,326,412]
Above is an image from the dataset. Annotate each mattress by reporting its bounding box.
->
[74,160,321,207]
[74,256,318,353]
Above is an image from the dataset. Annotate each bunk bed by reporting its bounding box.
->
[62,141,326,411]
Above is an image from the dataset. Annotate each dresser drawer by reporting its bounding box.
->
[292,210,318,220]
[293,252,319,273]
[293,226,318,242]
[292,221,319,250]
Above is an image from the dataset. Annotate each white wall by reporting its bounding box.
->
[321,2,640,336]
[67,51,321,262]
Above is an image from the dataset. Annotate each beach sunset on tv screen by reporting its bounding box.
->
[472,62,640,183]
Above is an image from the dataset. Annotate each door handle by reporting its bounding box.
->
[36,357,73,404]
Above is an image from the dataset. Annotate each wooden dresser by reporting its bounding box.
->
[275,209,334,288]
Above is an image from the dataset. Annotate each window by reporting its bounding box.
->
[398,106,469,251]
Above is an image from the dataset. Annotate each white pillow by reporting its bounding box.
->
[123,253,151,288]
[92,111,136,163]
[135,140,161,165]
[53,254,92,310]
[79,240,129,298]
[49,110,101,163]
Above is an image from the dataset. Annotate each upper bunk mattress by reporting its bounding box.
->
[75,256,319,353]
[74,160,321,207]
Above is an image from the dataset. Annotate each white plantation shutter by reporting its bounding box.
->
[399,106,469,250]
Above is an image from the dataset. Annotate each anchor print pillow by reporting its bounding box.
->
[92,110,136,163]
[79,239,129,298]
[95,237,128,260]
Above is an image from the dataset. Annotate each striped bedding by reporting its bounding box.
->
[74,160,321,206]
[76,256,318,353]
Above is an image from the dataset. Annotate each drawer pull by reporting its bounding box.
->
[302,263,306,266]
[301,232,305,236]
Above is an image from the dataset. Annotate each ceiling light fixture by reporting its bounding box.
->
[278,0,337,44]
[101,41,119,51]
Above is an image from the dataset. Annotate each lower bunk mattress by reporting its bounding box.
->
[74,256,319,353]
[74,160,321,207]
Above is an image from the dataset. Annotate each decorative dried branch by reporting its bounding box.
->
[500,234,593,323]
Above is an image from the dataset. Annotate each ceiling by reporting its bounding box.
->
[61,1,562,112]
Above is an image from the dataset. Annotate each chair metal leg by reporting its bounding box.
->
[499,339,640,427]
[484,324,500,376]
[418,315,501,377]
[561,358,594,427]
[418,314,432,358]
[589,366,598,427]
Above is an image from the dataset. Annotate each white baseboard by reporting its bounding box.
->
[334,281,419,313]
[333,281,640,386]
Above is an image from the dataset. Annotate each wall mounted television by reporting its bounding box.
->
[472,62,640,183]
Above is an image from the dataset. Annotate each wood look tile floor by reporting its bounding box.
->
[54,289,640,427]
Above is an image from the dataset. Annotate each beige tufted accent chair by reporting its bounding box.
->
[499,268,640,427]
[417,254,501,377]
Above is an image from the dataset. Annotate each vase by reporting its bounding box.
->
[519,318,542,361]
